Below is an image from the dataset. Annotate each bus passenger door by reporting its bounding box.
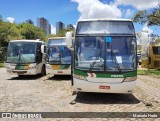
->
[36,43,43,73]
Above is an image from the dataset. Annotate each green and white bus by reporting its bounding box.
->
[5,40,46,77]
[67,19,137,94]
[46,37,72,75]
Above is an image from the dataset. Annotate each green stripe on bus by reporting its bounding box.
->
[15,65,24,69]
[60,65,70,69]
[96,71,137,78]
[50,64,70,69]
[74,69,137,78]
[74,69,88,76]
[15,64,29,70]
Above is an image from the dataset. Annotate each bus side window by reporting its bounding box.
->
[36,43,42,63]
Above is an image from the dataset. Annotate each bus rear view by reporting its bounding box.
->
[72,19,137,94]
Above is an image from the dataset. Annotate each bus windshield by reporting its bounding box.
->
[6,42,36,63]
[76,21,135,35]
[105,36,136,71]
[75,36,136,71]
[47,46,71,64]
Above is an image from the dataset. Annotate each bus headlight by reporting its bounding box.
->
[29,66,36,69]
[28,65,36,69]
[123,76,137,82]
[46,65,52,69]
[74,74,88,81]
[5,64,10,69]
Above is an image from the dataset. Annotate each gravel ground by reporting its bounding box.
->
[0,67,159,121]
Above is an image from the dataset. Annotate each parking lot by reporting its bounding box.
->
[0,67,159,120]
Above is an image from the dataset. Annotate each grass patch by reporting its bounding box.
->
[0,62,5,68]
[138,69,160,78]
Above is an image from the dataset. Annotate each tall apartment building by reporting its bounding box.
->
[26,19,34,25]
[56,21,65,35]
[67,24,75,31]
[48,24,51,35]
[37,17,51,35]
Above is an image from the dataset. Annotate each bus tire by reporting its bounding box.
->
[71,68,73,86]
[40,65,46,77]
[18,75,24,78]
[71,75,73,86]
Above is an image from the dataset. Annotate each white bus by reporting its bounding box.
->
[66,19,137,94]
[46,37,72,75]
[5,40,46,77]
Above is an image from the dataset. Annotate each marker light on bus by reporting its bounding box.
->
[123,76,137,82]
[28,65,36,69]
[74,74,88,81]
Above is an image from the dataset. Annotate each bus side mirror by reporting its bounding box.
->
[66,32,73,48]
[41,45,46,54]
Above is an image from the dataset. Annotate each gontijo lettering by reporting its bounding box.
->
[111,75,124,78]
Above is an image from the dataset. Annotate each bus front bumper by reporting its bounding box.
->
[73,78,136,94]
[46,69,71,75]
[6,69,37,75]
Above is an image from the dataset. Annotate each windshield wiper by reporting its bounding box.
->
[61,58,68,64]
[89,50,102,71]
[18,50,23,63]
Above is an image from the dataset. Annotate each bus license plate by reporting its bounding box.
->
[17,71,26,74]
[17,72,24,74]
[99,86,110,90]
[58,71,63,73]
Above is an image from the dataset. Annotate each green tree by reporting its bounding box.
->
[133,7,160,26]
[47,34,58,38]
[0,15,2,20]
[0,20,48,62]
[0,20,22,61]
[20,23,47,41]
[57,28,70,37]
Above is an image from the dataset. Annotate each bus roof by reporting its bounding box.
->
[48,37,66,40]
[48,37,66,46]
[48,37,74,41]
[10,39,44,43]
[77,18,133,22]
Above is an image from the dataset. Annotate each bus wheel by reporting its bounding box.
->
[41,65,46,77]
[71,75,73,86]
